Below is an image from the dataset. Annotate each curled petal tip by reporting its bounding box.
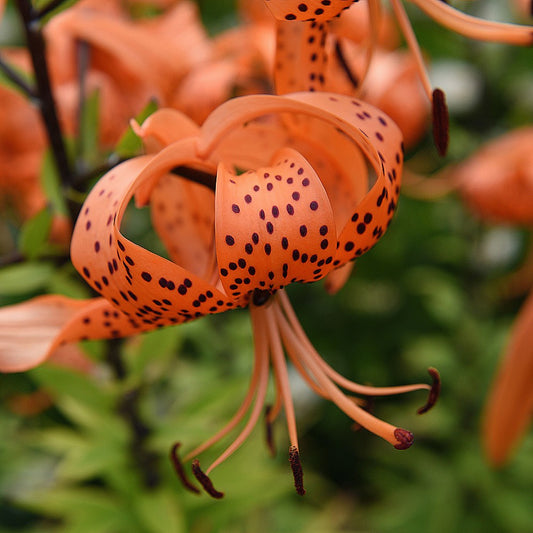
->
[288,445,306,495]
[169,443,200,494]
[191,459,224,499]
[417,367,441,415]
[393,428,414,450]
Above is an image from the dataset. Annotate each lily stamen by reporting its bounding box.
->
[288,445,306,496]
[169,442,200,494]
[191,459,224,499]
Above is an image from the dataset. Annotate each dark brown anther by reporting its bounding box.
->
[191,459,224,499]
[288,445,306,496]
[169,443,200,494]
[264,405,276,456]
[334,39,359,89]
[393,428,414,450]
[432,88,449,157]
[417,367,441,414]
[252,288,272,306]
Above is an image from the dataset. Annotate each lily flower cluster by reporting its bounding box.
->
[0,0,531,497]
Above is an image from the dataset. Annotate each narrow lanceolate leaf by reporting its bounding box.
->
[265,0,357,22]
[70,141,236,333]
[215,147,336,304]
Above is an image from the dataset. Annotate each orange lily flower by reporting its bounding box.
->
[453,128,533,466]
[0,93,439,496]
[455,127,533,226]
[266,0,532,155]
[44,0,211,145]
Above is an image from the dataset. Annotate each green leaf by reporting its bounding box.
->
[0,262,54,296]
[21,488,139,533]
[135,490,186,533]
[78,88,101,167]
[17,207,53,259]
[30,365,111,412]
[114,99,158,157]
[40,149,68,217]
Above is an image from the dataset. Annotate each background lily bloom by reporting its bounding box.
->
[0,92,438,495]
[453,128,533,466]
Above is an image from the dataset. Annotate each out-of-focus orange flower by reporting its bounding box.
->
[483,290,533,466]
[0,93,439,496]
[44,0,211,145]
[455,128,533,225]
[454,128,533,466]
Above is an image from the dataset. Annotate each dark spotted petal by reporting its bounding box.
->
[265,0,357,22]
[71,141,237,329]
[215,147,336,303]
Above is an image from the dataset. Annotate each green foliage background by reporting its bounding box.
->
[1,1,532,532]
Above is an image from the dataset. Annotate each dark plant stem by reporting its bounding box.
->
[0,53,37,97]
[15,1,75,213]
[106,339,160,489]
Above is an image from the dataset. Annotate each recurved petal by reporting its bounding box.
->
[483,290,533,466]
[215,147,336,302]
[150,175,216,280]
[199,92,403,270]
[71,143,236,330]
[274,20,328,94]
[265,0,357,21]
[0,296,139,372]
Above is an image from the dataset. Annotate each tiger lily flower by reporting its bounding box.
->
[266,0,533,155]
[43,0,211,145]
[453,128,533,466]
[0,92,439,496]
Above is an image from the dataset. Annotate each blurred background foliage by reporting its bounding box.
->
[1,1,533,532]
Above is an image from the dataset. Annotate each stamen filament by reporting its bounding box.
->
[204,308,270,474]
[183,309,266,463]
[264,305,300,450]
[390,0,433,101]
[274,303,408,448]
[278,291,432,399]
[409,0,533,46]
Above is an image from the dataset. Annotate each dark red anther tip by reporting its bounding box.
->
[169,442,200,494]
[417,367,441,414]
[289,445,306,495]
[191,459,224,499]
[432,88,449,157]
[393,428,414,450]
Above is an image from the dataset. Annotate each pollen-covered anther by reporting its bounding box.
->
[288,445,306,496]
[191,459,224,499]
[264,405,276,457]
[417,367,441,415]
[169,442,200,494]
[432,88,449,156]
[393,428,414,450]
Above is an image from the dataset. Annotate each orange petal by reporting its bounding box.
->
[0,296,140,372]
[265,0,356,22]
[71,143,236,330]
[215,147,336,302]
[199,92,403,268]
[274,20,328,94]
[150,174,216,280]
[483,290,533,466]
